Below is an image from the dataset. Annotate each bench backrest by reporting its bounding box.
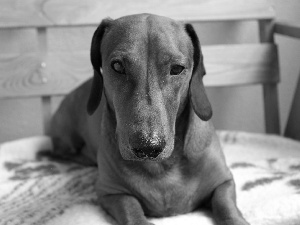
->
[0,0,280,135]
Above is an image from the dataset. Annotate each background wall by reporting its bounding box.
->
[0,0,300,142]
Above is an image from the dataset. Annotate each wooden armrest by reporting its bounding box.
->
[275,21,300,39]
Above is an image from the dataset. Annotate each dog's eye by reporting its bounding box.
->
[170,65,185,75]
[111,61,125,74]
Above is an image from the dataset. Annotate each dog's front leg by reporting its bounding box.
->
[211,180,250,225]
[100,194,154,225]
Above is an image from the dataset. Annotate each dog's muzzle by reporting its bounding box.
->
[129,132,166,159]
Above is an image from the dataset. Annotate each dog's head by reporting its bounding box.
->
[87,14,212,161]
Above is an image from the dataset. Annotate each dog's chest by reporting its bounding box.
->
[125,163,209,217]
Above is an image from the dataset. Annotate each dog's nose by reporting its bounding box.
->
[130,132,166,159]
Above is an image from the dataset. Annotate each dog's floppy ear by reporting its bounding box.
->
[185,24,212,121]
[87,19,112,115]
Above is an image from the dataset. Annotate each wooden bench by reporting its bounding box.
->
[0,0,299,140]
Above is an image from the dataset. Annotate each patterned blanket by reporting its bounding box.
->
[1,131,300,225]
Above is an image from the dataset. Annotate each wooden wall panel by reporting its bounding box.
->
[0,0,274,28]
[203,44,279,87]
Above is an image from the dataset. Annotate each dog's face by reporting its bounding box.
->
[88,14,212,161]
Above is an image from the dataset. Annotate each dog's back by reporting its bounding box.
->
[49,79,99,165]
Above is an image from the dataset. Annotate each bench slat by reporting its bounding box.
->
[0,44,279,98]
[203,44,279,87]
[0,0,274,29]
[0,51,90,98]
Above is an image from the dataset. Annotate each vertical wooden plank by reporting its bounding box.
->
[37,27,51,134]
[259,19,280,134]
[262,84,280,133]
[285,70,300,140]
[41,96,52,134]
[259,19,274,42]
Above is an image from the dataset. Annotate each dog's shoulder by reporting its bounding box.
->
[184,110,216,153]
[182,110,231,175]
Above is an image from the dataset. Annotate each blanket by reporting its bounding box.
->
[1,131,300,225]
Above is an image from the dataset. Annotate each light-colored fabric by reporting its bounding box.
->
[1,131,300,225]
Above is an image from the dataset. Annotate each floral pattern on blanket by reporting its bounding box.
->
[0,132,300,225]
[0,159,99,225]
[230,159,300,193]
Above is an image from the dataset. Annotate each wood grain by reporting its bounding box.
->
[0,44,279,98]
[203,44,279,87]
[0,0,275,29]
[0,51,91,98]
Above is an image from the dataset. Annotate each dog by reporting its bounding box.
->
[49,14,249,225]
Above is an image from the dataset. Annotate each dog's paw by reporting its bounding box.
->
[129,220,155,225]
[218,217,250,225]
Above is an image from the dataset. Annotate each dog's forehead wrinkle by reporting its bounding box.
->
[109,51,140,67]
[104,18,191,78]
[103,24,147,57]
[146,27,191,68]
